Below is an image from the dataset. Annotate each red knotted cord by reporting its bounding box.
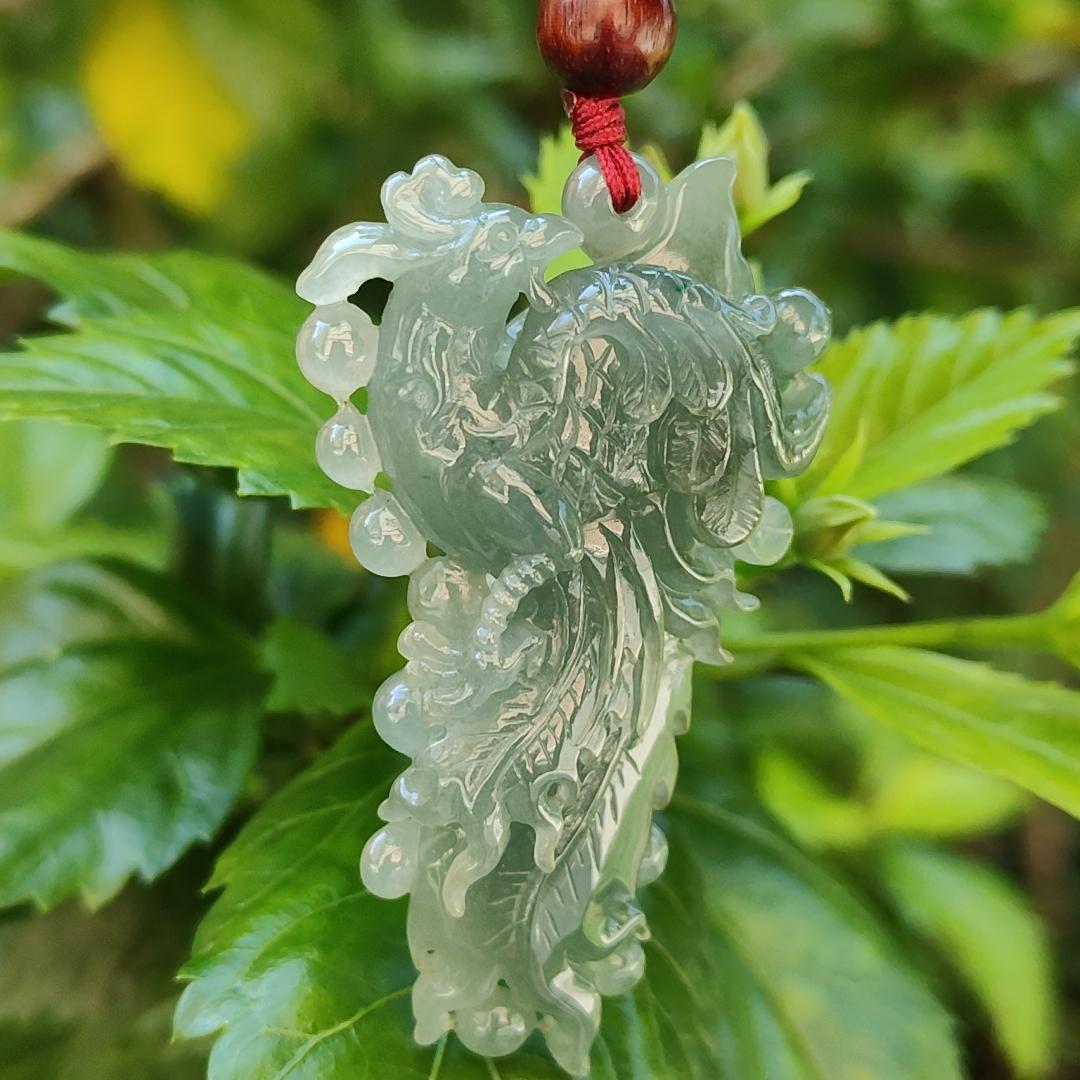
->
[564,92,642,214]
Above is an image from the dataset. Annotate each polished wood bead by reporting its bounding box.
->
[537,0,677,98]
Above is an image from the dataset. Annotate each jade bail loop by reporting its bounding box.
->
[295,148,830,1074]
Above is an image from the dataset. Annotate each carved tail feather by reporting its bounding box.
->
[361,532,689,1075]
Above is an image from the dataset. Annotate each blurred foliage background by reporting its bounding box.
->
[0,0,1078,1077]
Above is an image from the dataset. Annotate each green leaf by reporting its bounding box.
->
[665,801,962,1080]
[0,419,167,578]
[523,126,591,278]
[793,494,877,561]
[755,748,871,849]
[796,647,1080,820]
[0,1018,70,1080]
[0,230,349,512]
[859,476,1048,575]
[800,309,1080,500]
[1046,569,1080,671]
[696,102,812,236]
[174,724,493,1079]
[0,420,110,532]
[261,617,369,716]
[879,844,1057,1078]
[869,755,1027,839]
[807,555,911,604]
[0,875,212,1079]
[177,721,961,1079]
[0,559,267,909]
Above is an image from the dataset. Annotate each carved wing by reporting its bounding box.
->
[638,156,756,299]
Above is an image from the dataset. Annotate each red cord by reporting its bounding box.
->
[564,92,642,214]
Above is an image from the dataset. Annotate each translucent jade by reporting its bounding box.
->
[296,153,830,1076]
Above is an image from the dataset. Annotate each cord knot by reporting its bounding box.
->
[564,92,642,214]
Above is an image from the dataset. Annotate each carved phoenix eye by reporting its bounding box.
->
[486,222,518,254]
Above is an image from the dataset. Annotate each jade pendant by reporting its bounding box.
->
[296,152,830,1075]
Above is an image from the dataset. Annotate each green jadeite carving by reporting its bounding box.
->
[296,152,830,1075]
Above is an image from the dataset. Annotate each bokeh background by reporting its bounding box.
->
[1,0,1078,1076]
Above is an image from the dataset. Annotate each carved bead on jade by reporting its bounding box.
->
[295,151,830,1075]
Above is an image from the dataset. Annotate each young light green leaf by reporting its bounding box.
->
[0,230,349,512]
[860,476,1048,575]
[261,617,369,716]
[835,556,911,602]
[879,844,1057,1078]
[800,309,1080,500]
[755,748,871,849]
[523,126,591,278]
[0,519,170,582]
[523,125,579,214]
[0,418,171,580]
[176,720,962,1080]
[1046,569,1080,672]
[639,142,674,183]
[697,102,811,236]
[791,494,917,600]
[808,555,911,604]
[0,560,267,910]
[0,420,110,533]
[869,756,1026,839]
[796,647,1080,820]
[794,494,877,561]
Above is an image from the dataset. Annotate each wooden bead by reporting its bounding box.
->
[537,0,677,98]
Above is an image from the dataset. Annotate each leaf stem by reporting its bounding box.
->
[722,612,1050,657]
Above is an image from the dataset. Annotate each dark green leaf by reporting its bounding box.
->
[860,476,1048,575]
[268,525,361,626]
[0,559,267,909]
[0,230,348,512]
[261,617,369,716]
[174,725,483,1079]
[797,647,1080,820]
[0,1018,70,1080]
[177,721,961,1079]
[171,477,272,633]
[644,801,962,1080]
[0,873,212,1079]
[879,844,1057,1078]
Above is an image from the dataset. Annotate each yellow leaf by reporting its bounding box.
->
[82,0,252,215]
[312,509,354,564]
